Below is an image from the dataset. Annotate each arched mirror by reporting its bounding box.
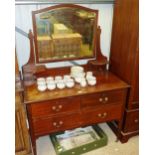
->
[32,4,98,63]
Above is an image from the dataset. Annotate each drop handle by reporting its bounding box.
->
[53,121,63,128]
[99,98,103,102]
[104,97,108,102]
[98,112,107,118]
[52,105,63,111]
[99,97,108,103]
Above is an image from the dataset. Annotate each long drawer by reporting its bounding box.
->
[33,112,81,136]
[123,109,139,133]
[81,90,125,109]
[82,103,123,125]
[29,97,80,117]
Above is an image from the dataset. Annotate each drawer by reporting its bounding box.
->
[123,109,139,133]
[29,97,80,117]
[82,103,123,125]
[33,112,81,136]
[81,90,125,109]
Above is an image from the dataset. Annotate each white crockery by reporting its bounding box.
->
[88,79,96,86]
[65,79,75,88]
[37,77,46,85]
[37,77,45,82]
[86,75,96,80]
[86,71,93,76]
[55,76,62,81]
[71,72,85,78]
[46,80,55,85]
[55,76,63,83]
[57,81,65,89]
[87,76,97,86]
[37,81,46,85]
[46,76,54,82]
[47,83,56,90]
[80,79,87,87]
[75,77,84,83]
[71,66,84,73]
[37,84,47,92]
[63,75,71,79]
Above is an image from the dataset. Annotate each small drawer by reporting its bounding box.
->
[33,112,81,135]
[123,109,139,132]
[82,103,123,125]
[29,97,80,117]
[81,90,125,109]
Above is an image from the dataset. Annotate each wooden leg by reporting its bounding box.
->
[116,120,123,142]
[31,138,37,155]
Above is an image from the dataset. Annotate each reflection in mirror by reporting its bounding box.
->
[33,5,98,62]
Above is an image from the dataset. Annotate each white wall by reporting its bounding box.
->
[15,4,113,70]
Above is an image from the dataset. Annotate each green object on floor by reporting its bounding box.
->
[50,125,108,155]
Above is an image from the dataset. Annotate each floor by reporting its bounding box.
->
[36,123,139,155]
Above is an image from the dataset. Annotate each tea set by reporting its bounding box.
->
[37,66,97,92]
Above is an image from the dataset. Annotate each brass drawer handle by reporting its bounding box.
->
[99,97,108,103]
[53,121,63,128]
[52,105,63,111]
[104,97,108,102]
[53,122,57,126]
[98,112,107,118]
[99,98,103,102]
[59,121,63,125]
[58,105,62,109]
[134,119,138,123]
[52,106,56,110]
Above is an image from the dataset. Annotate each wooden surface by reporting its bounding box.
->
[24,71,128,104]
[109,0,139,142]
[21,4,131,154]
[24,69,129,155]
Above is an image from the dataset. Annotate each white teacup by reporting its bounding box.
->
[71,66,84,74]
[86,71,93,76]
[75,77,85,83]
[65,79,74,88]
[57,81,65,89]
[37,77,46,85]
[46,76,54,82]
[37,84,47,92]
[46,80,55,85]
[63,75,71,80]
[80,79,87,87]
[55,76,62,83]
[87,76,97,86]
[47,83,56,90]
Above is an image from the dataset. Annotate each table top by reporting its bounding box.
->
[24,70,129,104]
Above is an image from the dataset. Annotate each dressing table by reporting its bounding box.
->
[22,4,129,155]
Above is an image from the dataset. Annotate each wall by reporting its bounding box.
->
[15,4,114,70]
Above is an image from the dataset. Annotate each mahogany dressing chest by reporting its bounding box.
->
[22,4,129,155]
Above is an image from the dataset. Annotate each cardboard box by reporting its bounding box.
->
[52,33,82,58]
[54,24,70,34]
[37,36,53,59]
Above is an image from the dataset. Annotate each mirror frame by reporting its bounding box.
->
[32,4,98,63]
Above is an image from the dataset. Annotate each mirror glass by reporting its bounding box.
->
[33,5,98,62]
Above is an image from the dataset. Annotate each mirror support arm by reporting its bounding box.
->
[88,26,108,71]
